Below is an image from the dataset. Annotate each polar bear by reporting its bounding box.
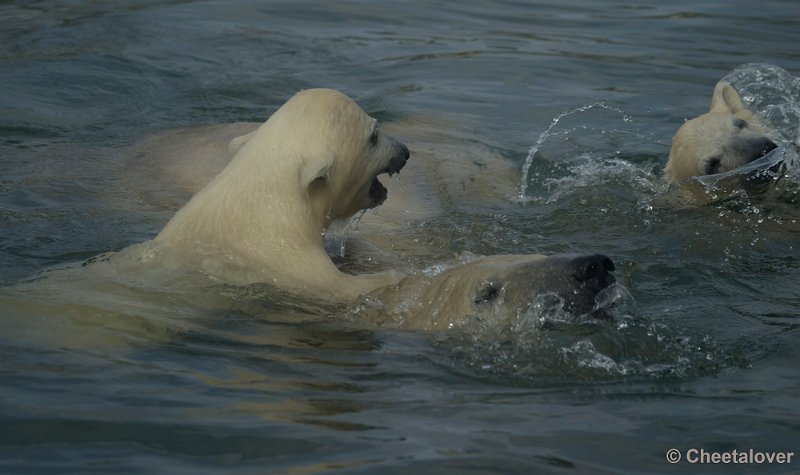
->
[664,81,777,184]
[125,110,524,270]
[369,253,616,331]
[115,88,411,301]
[2,89,620,355]
[112,92,618,331]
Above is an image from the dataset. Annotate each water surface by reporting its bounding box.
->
[1,1,800,473]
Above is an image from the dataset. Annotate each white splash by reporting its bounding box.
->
[518,101,632,203]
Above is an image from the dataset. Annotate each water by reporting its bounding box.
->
[2,1,800,473]
[518,100,633,202]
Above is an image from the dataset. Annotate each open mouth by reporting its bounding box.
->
[367,145,410,207]
[368,176,389,206]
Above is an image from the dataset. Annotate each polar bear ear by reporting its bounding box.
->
[299,152,335,190]
[228,131,257,157]
[709,81,747,114]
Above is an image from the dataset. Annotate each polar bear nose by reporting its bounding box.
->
[392,141,411,171]
[399,142,410,160]
[571,254,615,289]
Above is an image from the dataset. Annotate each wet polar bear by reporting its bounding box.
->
[115,89,617,331]
[2,88,615,352]
[664,80,777,184]
[370,254,616,330]
[116,88,411,302]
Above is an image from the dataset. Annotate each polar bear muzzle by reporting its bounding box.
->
[483,254,617,318]
[367,137,410,207]
[742,136,778,164]
[538,253,615,316]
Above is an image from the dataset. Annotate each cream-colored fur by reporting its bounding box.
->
[126,112,521,267]
[119,105,616,329]
[664,81,777,184]
[125,122,258,209]
[2,91,618,354]
[329,116,521,269]
[117,89,410,301]
[370,253,616,331]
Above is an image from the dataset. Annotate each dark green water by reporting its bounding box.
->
[1,1,800,473]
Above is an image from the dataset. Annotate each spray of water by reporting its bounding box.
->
[518,101,632,203]
[329,209,369,257]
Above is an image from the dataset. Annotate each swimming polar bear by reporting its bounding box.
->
[1,89,618,355]
[115,92,618,329]
[116,88,411,301]
[664,81,777,184]
[368,253,616,331]
[123,107,533,269]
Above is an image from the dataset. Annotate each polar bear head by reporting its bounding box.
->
[149,89,411,295]
[375,253,616,331]
[233,88,411,221]
[664,81,777,184]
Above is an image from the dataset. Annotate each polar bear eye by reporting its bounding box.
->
[474,282,502,304]
[369,129,379,147]
[732,117,747,129]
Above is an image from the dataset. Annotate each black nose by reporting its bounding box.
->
[571,254,615,289]
[399,142,410,161]
[386,140,411,174]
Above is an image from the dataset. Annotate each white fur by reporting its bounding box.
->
[665,81,776,184]
[117,104,612,330]
[370,253,615,331]
[118,89,408,301]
